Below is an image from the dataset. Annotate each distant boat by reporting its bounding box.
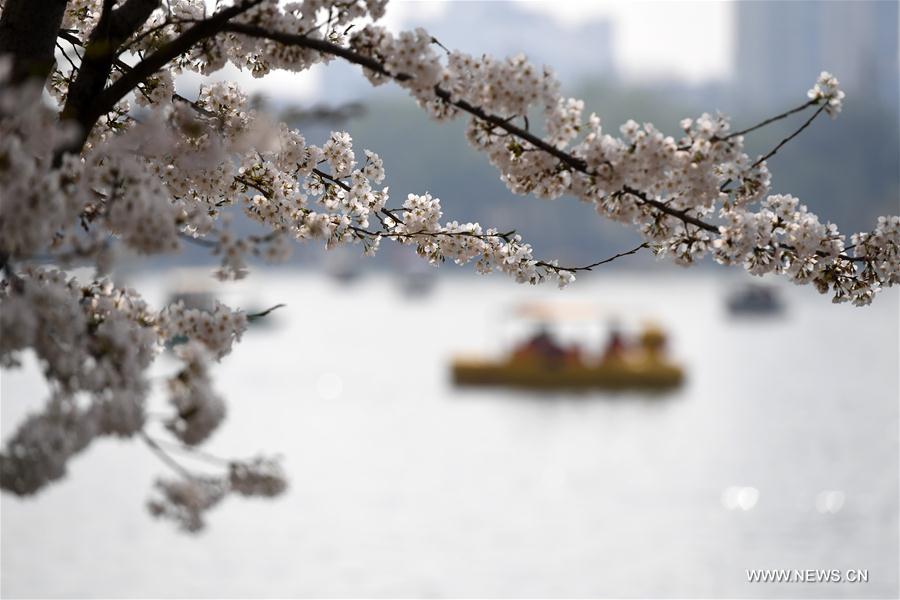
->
[452,354,684,391]
[395,259,437,298]
[399,269,436,297]
[451,303,685,392]
[324,247,361,284]
[726,283,785,316]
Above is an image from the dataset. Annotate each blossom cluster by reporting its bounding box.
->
[147,453,288,532]
[148,476,229,533]
[0,268,283,524]
[384,193,576,288]
[1,269,155,494]
[175,83,567,286]
[165,341,228,446]
[807,71,846,116]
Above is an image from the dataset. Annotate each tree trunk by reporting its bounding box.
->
[0,0,69,84]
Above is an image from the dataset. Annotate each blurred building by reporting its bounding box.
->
[734,0,899,109]
[416,1,616,86]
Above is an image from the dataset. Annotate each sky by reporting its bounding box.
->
[386,0,734,83]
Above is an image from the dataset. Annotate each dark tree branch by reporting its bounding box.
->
[56,30,85,49]
[621,186,718,233]
[106,0,163,42]
[58,29,217,120]
[64,0,262,155]
[61,0,161,132]
[312,168,350,191]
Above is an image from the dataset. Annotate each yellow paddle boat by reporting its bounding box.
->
[451,304,685,391]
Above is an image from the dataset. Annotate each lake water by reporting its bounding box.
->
[2,272,898,598]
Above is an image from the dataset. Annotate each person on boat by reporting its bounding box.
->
[518,323,567,363]
[600,320,629,364]
[638,324,667,362]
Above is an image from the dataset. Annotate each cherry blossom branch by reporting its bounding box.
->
[62,16,852,275]
[345,225,645,272]
[621,186,718,233]
[312,168,351,191]
[210,26,769,235]
[216,26,875,270]
[309,168,645,271]
[718,102,829,194]
[348,225,509,243]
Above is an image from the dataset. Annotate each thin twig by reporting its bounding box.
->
[722,98,818,140]
[147,436,232,466]
[247,303,287,321]
[140,430,195,480]
[55,41,79,73]
[539,242,649,273]
[751,103,828,168]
